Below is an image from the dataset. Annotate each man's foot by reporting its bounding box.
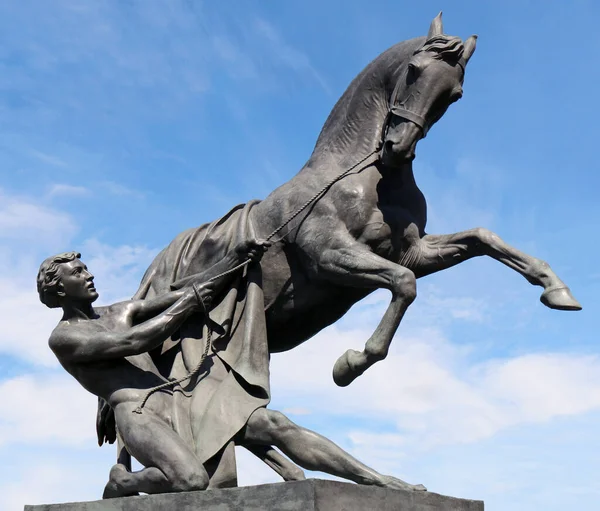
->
[377,475,427,492]
[102,464,139,499]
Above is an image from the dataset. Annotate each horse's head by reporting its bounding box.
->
[381,13,477,166]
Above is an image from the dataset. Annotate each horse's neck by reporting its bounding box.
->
[309,75,394,173]
[378,162,428,228]
[379,161,422,195]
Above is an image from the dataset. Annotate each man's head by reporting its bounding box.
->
[37,252,98,309]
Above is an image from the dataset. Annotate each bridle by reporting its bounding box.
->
[387,105,429,138]
[380,60,465,150]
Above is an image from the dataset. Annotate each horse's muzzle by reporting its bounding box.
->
[380,139,417,167]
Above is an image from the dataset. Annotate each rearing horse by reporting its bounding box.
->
[138,12,582,394]
[247,12,581,387]
[126,12,582,488]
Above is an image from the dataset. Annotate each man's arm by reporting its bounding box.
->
[51,289,200,363]
[130,288,186,323]
[131,239,270,322]
[169,238,270,292]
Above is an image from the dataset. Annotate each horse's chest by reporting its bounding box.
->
[358,205,423,261]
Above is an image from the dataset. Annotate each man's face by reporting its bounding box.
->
[58,259,99,304]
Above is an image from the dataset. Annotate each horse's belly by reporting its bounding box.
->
[265,283,370,353]
[258,242,357,351]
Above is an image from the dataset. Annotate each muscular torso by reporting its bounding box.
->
[50,303,168,410]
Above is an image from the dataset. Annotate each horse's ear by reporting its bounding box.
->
[427,12,443,39]
[462,35,478,64]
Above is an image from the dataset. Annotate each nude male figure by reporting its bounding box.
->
[38,244,423,496]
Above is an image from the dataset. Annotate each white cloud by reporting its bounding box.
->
[420,284,488,323]
[0,374,97,447]
[48,184,89,198]
[98,181,146,200]
[269,323,600,449]
[0,189,78,248]
[0,193,80,365]
[0,452,116,511]
[280,407,312,416]
[1,464,82,511]
[0,269,62,366]
[482,354,600,422]
[30,150,68,168]
[81,238,158,303]
[235,447,287,487]
[0,190,158,365]
[413,158,499,234]
[252,17,330,94]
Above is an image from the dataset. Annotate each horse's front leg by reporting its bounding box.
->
[315,238,417,387]
[411,228,581,310]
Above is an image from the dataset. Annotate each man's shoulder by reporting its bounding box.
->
[48,317,100,352]
[48,318,88,341]
[85,301,137,324]
[48,321,78,356]
[103,300,136,316]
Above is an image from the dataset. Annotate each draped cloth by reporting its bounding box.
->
[132,201,270,487]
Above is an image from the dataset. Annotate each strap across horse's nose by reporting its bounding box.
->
[389,106,429,137]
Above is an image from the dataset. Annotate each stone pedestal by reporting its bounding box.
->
[25,479,484,510]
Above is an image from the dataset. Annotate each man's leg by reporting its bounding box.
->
[104,402,209,497]
[241,408,425,491]
[242,444,306,481]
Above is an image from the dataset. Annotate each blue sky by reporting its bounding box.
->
[0,1,599,509]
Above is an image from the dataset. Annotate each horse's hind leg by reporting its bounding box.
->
[412,228,581,310]
[313,238,417,387]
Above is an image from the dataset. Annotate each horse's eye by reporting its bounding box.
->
[407,63,419,80]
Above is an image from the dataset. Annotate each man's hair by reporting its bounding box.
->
[37,251,81,308]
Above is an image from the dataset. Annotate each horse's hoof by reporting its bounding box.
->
[332,349,364,387]
[540,287,582,311]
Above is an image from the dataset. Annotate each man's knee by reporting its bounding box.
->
[248,409,296,443]
[264,410,296,433]
[170,466,209,492]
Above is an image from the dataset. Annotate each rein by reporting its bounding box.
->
[133,287,212,414]
[132,62,442,414]
[133,147,380,413]
[384,66,429,140]
[382,59,465,142]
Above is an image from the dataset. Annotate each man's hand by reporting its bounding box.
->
[235,238,271,263]
[185,281,215,311]
[96,397,116,446]
[174,238,272,312]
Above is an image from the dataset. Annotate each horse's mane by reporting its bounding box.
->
[308,34,464,167]
[415,34,464,61]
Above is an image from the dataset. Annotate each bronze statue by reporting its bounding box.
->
[40,12,581,499]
